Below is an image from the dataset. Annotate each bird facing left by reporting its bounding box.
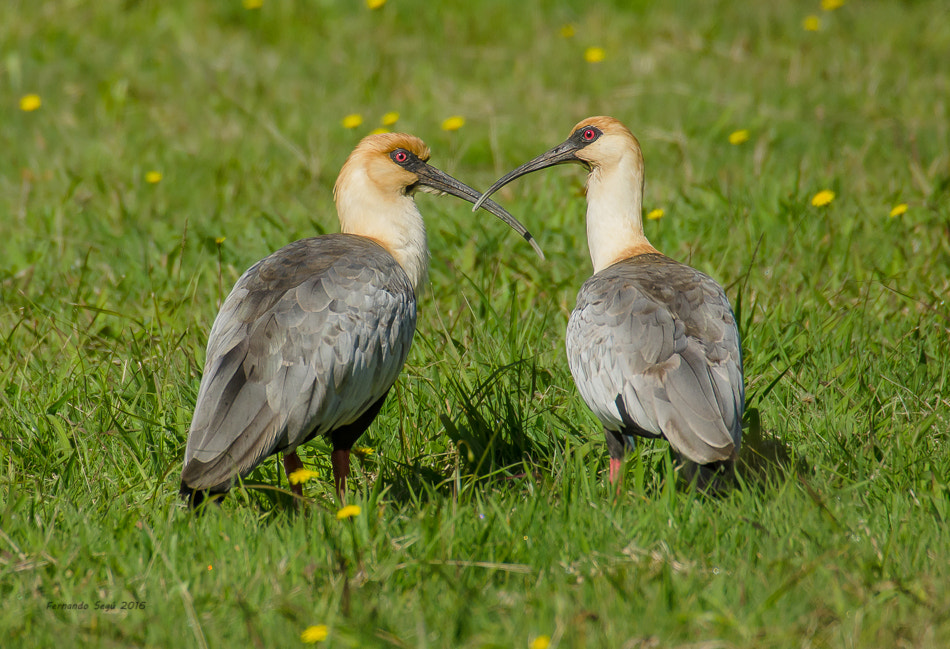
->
[180,132,543,507]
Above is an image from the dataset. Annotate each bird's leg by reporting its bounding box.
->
[604,428,627,492]
[608,458,623,485]
[283,452,304,498]
[327,389,391,503]
[330,448,350,502]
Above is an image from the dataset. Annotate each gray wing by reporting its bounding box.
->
[181,234,416,491]
[566,253,743,464]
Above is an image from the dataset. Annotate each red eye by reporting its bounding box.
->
[582,128,597,141]
[392,149,409,163]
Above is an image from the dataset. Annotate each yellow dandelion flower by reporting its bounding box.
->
[381,111,399,126]
[300,625,329,643]
[647,208,664,220]
[803,15,821,31]
[243,0,263,9]
[560,24,575,38]
[214,236,226,245]
[821,0,844,10]
[369,127,390,135]
[441,115,465,131]
[889,203,908,218]
[728,129,750,145]
[207,565,213,571]
[20,94,42,112]
[353,447,374,457]
[341,113,363,129]
[336,505,362,520]
[811,190,835,207]
[366,0,386,9]
[530,636,551,649]
[584,47,606,63]
[288,468,320,485]
[145,170,163,184]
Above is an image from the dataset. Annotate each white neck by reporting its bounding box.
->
[584,152,656,274]
[335,168,429,292]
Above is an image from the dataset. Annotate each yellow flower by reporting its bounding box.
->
[584,47,606,63]
[560,24,575,38]
[530,636,551,649]
[336,505,362,520]
[145,170,163,184]
[728,129,750,145]
[646,208,664,220]
[811,190,835,207]
[366,0,386,9]
[889,203,908,218]
[821,0,844,10]
[353,447,374,457]
[381,111,399,126]
[441,116,465,131]
[341,113,363,129]
[20,94,42,111]
[288,468,320,485]
[214,236,226,245]
[207,565,213,571]
[369,127,390,135]
[300,625,329,643]
[803,15,821,31]
[243,0,263,9]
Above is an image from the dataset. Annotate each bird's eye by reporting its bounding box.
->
[391,149,410,164]
[582,127,598,141]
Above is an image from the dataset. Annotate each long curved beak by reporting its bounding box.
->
[472,139,586,213]
[412,161,544,259]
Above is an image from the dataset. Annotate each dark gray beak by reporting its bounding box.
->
[472,139,587,213]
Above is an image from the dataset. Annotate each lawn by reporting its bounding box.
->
[2,0,949,647]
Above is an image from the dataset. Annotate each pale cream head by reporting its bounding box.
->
[567,116,658,273]
[333,133,433,293]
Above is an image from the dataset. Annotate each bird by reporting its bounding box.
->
[473,116,743,489]
[180,131,543,506]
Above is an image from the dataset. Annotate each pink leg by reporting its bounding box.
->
[283,452,304,498]
[330,448,351,502]
[609,458,622,485]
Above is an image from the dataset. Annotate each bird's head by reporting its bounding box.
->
[472,116,644,211]
[335,133,433,201]
[334,132,543,260]
[562,116,643,172]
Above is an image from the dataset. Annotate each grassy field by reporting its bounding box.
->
[3,0,949,646]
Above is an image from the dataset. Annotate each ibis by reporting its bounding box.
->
[180,132,543,506]
[474,116,743,488]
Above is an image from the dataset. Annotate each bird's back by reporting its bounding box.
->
[181,234,416,493]
[566,253,743,464]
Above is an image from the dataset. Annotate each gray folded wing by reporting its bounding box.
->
[181,234,416,491]
[566,253,743,464]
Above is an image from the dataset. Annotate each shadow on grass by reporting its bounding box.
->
[736,406,811,489]
[177,403,807,515]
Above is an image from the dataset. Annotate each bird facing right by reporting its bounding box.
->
[475,116,744,488]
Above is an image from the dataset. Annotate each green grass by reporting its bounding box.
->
[3,0,949,646]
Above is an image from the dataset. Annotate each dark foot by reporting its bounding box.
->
[330,448,351,502]
[283,452,305,498]
[179,482,225,509]
[680,458,736,495]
